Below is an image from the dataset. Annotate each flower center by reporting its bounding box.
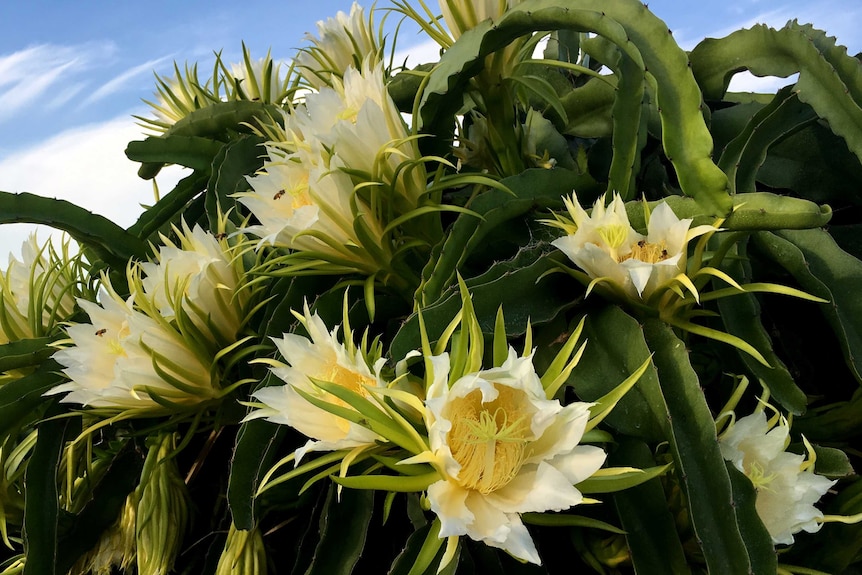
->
[324,361,374,398]
[446,385,533,494]
[273,175,313,210]
[336,105,359,124]
[107,322,130,357]
[745,461,777,492]
[620,239,670,264]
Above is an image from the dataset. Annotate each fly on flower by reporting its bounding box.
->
[546,192,715,303]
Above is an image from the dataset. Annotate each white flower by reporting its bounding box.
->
[719,410,836,545]
[140,222,247,346]
[284,59,424,207]
[423,348,605,564]
[48,283,216,412]
[329,60,426,208]
[245,303,386,462]
[241,156,385,268]
[0,233,82,343]
[551,193,713,300]
[295,2,382,89]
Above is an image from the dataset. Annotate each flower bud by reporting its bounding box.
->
[215,522,268,575]
[135,433,189,575]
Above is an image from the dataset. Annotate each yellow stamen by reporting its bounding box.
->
[337,106,360,124]
[285,176,313,210]
[107,322,130,357]
[325,361,374,398]
[315,359,376,433]
[620,239,670,264]
[446,386,533,493]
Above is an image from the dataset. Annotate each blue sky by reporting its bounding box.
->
[1,0,860,259]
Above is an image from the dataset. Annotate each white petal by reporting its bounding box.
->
[550,445,607,485]
[465,494,541,565]
[620,259,655,297]
[427,480,473,537]
[486,461,583,514]
[526,402,591,464]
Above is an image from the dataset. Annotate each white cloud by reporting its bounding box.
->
[394,38,443,69]
[0,114,186,260]
[0,43,116,123]
[81,55,174,107]
[727,72,799,93]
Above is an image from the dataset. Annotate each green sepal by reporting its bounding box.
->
[330,471,439,493]
[576,464,671,494]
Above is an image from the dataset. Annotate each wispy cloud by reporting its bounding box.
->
[81,55,174,107]
[0,42,116,123]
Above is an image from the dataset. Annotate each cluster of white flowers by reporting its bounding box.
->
[237,7,426,274]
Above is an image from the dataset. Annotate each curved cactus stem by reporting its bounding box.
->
[419,0,731,215]
[690,21,862,164]
[718,85,819,193]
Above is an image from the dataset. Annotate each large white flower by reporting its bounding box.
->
[423,348,605,564]
[719,410,836,545]
[551,192,713,300]
[140,222,248,346]
[48,284,216,412]
[245,303,386,462]
[240,60,421,270]
[330,60,426,208]
[282,59,424,208]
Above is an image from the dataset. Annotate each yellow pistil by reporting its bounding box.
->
[446,386,533,494]
[620,239,670,264]
[746,461,777,492]
[597,224,629,250]
[107,323,130,357]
